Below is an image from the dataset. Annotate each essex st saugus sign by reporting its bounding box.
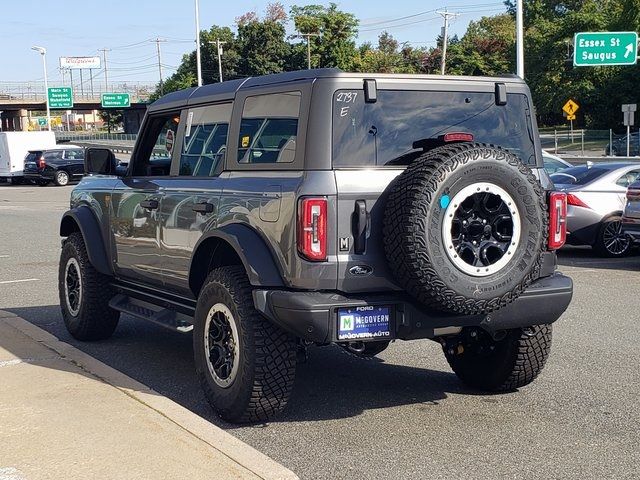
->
[574,32,638,67]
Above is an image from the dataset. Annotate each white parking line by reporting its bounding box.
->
[0,255,8,258]
[0,279,39,285]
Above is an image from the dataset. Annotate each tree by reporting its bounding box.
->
[236,3,290,76]
[98,110,123,133]
[290,3,359,69]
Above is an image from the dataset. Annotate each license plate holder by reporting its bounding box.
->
[337,306,392,341]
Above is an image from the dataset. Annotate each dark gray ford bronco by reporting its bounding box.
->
[58,69,573,423]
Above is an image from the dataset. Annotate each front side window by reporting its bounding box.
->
[132,113,180,177]
[237,91,301,164]
[332,90,537,167]
[179,103,232,176]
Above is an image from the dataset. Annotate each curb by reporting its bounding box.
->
[0,310,298,480]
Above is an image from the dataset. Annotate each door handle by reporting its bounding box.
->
[353,200,368,254]
[140,199,159,210]
[192,202,215,214]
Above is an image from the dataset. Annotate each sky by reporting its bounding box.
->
[0,0,508,87]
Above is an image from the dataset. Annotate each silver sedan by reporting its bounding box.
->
[550,162,640,257]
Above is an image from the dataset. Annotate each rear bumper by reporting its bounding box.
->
[622,216,640,241]
[23,171,54,181]
[253,273,573,343]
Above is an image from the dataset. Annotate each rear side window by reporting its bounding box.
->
[25,152,41,162]
[179,103,232,176]
[332,90,537,167]
[237,91,300,164]
[43,150,63,161]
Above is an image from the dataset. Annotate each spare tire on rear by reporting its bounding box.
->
[383,143,547,315]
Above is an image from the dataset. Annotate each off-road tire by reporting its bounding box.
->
[194,266,297,423]
[54,170,70,186]
[383,143,547,315]
[58,232,120,340]
[445,324,552,391]
[593,216,632,258]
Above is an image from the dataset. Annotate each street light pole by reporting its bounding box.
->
[516,0,524,78]
[195,0,203,86]
[32,46,51,131]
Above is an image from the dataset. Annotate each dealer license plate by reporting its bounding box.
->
[337,306,392,341]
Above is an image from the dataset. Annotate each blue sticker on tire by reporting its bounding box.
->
[337,306,391,341]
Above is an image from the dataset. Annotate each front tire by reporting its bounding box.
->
[194,266,297,423]
[593,216,632,258]
[58,232,120,340]
[444,325,552,392]
[54,170,70,186]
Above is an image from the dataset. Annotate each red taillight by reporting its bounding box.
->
[627,187,640,201]
[566,193,590,209]
[38,156,46,169]
[443,132,474,143]
[298,197,327,261]
[548,192,567,250]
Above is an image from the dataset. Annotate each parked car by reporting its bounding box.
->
[605,132,640,156]
[542,150,572,175]
[58,69,572,423]
[622,180,640,241]
[23,146,84,186]
[550,162,640,257]
[0,131,56,184]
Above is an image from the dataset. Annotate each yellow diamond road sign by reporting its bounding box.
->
[563,99,579,116]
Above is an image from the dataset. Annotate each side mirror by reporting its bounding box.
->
[84,148,119,176]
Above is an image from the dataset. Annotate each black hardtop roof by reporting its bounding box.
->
[148,68,525,112]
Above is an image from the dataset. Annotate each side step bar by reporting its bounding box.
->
[109,294,194,333]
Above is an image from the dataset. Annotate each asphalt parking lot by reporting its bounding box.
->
[1,183,639,479]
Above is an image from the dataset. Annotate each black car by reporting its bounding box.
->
[605,132,640,156]
[23,147,84,186]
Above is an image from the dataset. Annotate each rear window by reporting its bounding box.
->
[332,90,537,167]
[549,166,608,185]
[25,152,42,162]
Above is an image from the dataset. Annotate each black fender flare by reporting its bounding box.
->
[190,223,285,289]
[59,207,112,276]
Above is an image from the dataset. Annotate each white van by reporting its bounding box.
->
[0,131,57,184]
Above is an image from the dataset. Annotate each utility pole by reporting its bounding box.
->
[209,39,226,82]
[98,48,111,92]
[31,46,51,131]
[152,38,167,95]
[195,0,203,86]
[436,9,459,75]
[516,0,524,78]
[295,33,320,69]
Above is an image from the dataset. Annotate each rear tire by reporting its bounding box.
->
[58,232,120,340]
[54,170,70,186]
[593,216,632,258]
[444,325,552,392]
[193,266,297,423]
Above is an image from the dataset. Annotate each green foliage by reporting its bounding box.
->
[290,3,359,69]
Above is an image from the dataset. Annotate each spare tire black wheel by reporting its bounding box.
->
[383,143,547,315]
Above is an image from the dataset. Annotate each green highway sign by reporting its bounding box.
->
[37,117,47,126]
[47,87,73,108]
[574,31,638,66]
[101,93,130,108]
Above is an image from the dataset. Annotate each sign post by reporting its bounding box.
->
[563,99,580,143]
[101,93,130,108]
[622,104,637,156]
[574,32,638,67]
[47,87,73,109]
